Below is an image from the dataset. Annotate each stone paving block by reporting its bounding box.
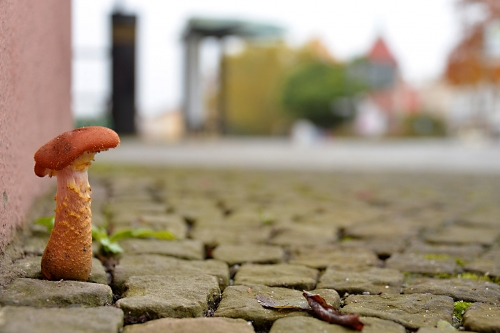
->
[465,258,500,278]
[212,244,284,265]
[404,277,500,304]
[0,278,112,307]
[123,317,255,333]
[112,254,229,293]
[214,285,340,331]
[424,225,500,246]
[339,237,408,258]
[113,214,188,239]
[0,306,124,333]
[269,316,406,333]
[342,293,454,330]
[233,264,319,290]
[481,246,500,260]
[406,241,484,263]
[108,202,167,218]
[289,245,379,269]
[23,235,49,256]
[116,274,220,323]
[168,199,223,223]
[91,212,108,228]
[11,256,108,285]
[465,246,500,279]
[222,209,276,226]
[190,224,272,247]
[119,238,204,260]
[269,224,338,247]
[461,206,500,227]
[317,266,404,295]
[416,321,475,332]
[343,220,419,240]
[299,207,382,229]
[385,253,457,275]
[463,302,500,332]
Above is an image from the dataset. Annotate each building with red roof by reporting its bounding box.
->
[353,36,421,136]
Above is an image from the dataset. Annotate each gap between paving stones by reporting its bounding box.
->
[1,166,500,333]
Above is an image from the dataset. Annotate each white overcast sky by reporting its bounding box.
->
[72,0,461,118]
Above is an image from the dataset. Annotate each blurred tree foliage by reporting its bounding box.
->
[211,38,364,135]
[219,41,294,135]
[280,61,365,129]
[445,0,500,85]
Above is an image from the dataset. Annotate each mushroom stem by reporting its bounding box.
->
[41,157,94,281]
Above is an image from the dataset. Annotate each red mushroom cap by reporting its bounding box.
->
[34,126,120,177]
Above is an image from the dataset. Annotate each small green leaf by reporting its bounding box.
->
[99,238,124,254]
[34,216,55,232]
[108,228,176,243]
[91,225,108,242]
[107,229,134,243]
[131,229,177,240]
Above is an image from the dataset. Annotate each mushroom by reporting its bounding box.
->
[34,126,120,281]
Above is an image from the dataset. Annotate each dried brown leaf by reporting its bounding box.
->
[303,291,364,331]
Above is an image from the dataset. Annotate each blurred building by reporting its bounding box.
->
[351,36,421,137]
[444,20,500,138]
[181,17,284,135]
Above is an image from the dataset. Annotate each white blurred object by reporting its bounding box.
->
[139,110,185,142]
[291,119,318,146]
[354,98,387,137]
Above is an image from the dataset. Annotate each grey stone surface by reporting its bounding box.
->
[289,245,379,269]
[23,235,48,256]
[112,254,229,293]
[339,237,408,258]
[0,278,112,307]
[116,274,220,323]
[465,258,500,279]
[119,238,204,260]
[233,264,318,290]
[212,244,284,265]
[464,247,500,279]
[317,266,404,295]
[123,317,255,333]
[344,220,419,240]
[342,293,454,329]
[108,202,167,219]
[404,277,500,304]
[269,316,406,333]
[0,306,123,333]
[190,224,272,247]
[416,319,475,332]
[11,256,108,285]
[406,241,484,263]
[386,253,457,275]
[463,302,500,332]
[214,285,340,330]
[424,225,500,246]
[268,224,338,247]
[416,326,459,333]
[167,198,223,223]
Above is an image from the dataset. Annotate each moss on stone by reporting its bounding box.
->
[453,300,472,322]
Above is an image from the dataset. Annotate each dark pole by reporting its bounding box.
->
[111,13,136,134]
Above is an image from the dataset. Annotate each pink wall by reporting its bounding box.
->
[0,0,73,250]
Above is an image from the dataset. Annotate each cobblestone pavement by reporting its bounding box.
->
[1,165,500,332]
